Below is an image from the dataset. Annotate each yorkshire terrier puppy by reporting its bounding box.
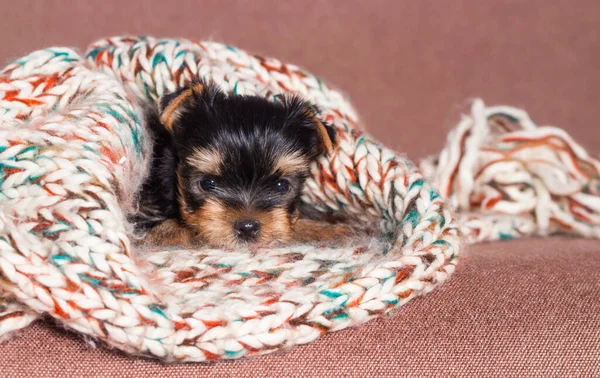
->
[131,80,354,249]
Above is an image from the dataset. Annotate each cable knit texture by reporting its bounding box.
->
[0,36,597,362]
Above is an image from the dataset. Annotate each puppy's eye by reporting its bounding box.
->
[199,178,217,191]
[274,179,290,193]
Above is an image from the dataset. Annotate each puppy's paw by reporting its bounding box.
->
[144,219,199,247]
[292,219,357,244]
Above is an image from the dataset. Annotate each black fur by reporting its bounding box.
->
[131,81,336,233]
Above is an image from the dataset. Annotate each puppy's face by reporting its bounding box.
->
[159,81,336,248]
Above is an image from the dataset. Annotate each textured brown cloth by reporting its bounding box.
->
[2,239,600,377]
[0,0,599,377]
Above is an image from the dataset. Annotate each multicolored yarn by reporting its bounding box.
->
[0,36,597,362]
[420,100,600,242]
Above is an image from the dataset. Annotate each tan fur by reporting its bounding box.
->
[187,147,222,176]
[159,82,204,132]
[181,198,293,249]
[311,114,335,156]
[291,219,356,243]
[273,151,309,176]
[145,219,196,247]
[301,107,337,156]
[146,216,356,248]
[171,152,354,248]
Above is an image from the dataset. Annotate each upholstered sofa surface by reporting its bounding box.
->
[1,1,598,376]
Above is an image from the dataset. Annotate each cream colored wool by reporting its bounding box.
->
[0,36,597,362]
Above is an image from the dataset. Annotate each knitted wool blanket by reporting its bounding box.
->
[0,36,598,361]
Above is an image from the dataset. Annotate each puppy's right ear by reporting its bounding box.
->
[158,81,206,133]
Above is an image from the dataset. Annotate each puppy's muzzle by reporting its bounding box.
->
[233,219,261,242]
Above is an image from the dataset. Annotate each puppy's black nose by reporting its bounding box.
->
[233,219,261,241]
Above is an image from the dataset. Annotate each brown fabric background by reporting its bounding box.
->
[0,0,599,376]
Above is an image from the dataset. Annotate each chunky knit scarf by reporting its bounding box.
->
[0,36,597,361]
